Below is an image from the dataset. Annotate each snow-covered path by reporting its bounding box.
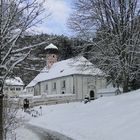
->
[27,124,74,140]
[16,124,73,140]
[16,126,44,140]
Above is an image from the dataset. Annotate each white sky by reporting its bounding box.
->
[32,0,73,36]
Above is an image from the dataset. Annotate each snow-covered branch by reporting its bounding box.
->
[11,41,47,54]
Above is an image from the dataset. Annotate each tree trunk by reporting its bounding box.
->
[0,94,3,140]
[0,0,3,138]
[123,76,129,93]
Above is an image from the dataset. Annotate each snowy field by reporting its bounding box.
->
[18,89,140,140]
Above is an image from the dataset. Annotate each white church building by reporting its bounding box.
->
[26,43,107,102]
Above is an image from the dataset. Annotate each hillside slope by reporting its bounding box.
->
[28,89,140,140]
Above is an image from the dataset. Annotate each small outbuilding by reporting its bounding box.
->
[4,77,24,97]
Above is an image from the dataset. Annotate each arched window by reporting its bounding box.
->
[90,90,95,100]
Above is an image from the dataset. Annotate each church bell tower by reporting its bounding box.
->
[45,43,59,69]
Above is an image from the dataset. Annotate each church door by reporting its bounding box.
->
[90,90,95,100]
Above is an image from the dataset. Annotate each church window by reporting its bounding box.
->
[16,88,21,91]
[10,87,15,91]
[46,84,48,90]
[53,82,56,90]
[62,80,66,88]
[73,86,75,94]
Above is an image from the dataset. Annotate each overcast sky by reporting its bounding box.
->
[32,0,74,36]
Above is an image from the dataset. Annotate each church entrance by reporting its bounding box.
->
[90,90,95,100]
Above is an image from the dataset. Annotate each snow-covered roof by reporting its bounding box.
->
[26,56,105,88]
[44,43,58,50]
[5,77,24,86]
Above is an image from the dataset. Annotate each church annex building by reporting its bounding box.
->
[26,43,107,101]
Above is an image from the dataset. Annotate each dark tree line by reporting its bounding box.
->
[13,34,83,85]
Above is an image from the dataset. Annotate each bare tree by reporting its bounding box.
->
[69,0,140,92]
[3,96,20,140]
[0,0,48,139]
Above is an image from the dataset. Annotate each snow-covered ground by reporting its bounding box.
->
[16,126,42,140]
[18,89,140,140]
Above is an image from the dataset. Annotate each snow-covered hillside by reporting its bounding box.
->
[23,89,140,140]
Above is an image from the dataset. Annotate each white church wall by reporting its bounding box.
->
[65,75,74,94]
[76,75,107,100]
[96,77,107,90]
[40,81,48,94]
[56,76,73,94]
[40,75,75,96]
[87,75,98,99]
[34,83,41,96]
[51,79,58,94]
[40,80,57,95]
[72,75,78,99]
[102,78,107,89]
[82,76,89,98]
[75,75,83,100]
[48,81,52,95]
[27,75,107,102]
[26,87,34,95]
[85,76,92,99]
[73,75,96,100]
